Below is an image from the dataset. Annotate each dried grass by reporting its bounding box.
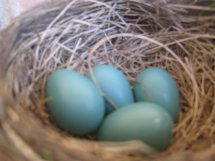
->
[0,0,215,161]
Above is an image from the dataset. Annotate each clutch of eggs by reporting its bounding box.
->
[46,65,180,152]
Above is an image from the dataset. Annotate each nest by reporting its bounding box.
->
[0,0,215,160]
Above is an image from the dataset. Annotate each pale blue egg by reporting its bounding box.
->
[98,102,174,151]
[134,67,180,122]
[46,69,105,135]
[88,65,134,114]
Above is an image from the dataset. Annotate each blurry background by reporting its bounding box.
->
[0,0,49,30]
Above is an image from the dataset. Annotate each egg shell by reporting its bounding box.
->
[88,65,134,113]
[98,102,174,151]
[134,67,180,122]
[46,69,105,135]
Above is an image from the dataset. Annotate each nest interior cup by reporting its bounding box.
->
[0,0,215,161]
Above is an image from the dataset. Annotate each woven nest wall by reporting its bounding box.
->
[0,0,215,161]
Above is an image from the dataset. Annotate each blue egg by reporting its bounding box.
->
[88,65,134,114]
[46,69,105,135]
[134,67,180,121]
[98,102,174,151]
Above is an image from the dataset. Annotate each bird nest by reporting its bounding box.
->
[0,0,215,161]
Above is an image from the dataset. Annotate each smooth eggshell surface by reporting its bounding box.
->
[46,69,105,135]
[88,65,134,114]
[134,67,180,121]
[98,102,174,151]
